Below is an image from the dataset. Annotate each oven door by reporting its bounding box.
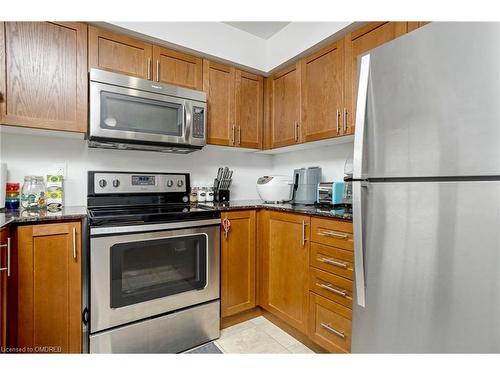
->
[89,82,206,148]
[90,220,220,333]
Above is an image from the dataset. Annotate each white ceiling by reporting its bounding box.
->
[223,22,290,39]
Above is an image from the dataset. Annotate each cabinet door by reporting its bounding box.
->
[88,25,153,79]
[221,210,256,317]
[261,211,310,333]
[17,222,82,353]
[270,63,301,148]
[203,59,236,146]
[152,45,202,90]
[343,22,408,135]
[0,227,9,349]
[301,40,344,141]
[235,70,263,149]
[0,22,87,133]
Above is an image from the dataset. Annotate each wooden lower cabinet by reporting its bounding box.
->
[221,210,256,317]
[309,292,352,353]
[260,211,310,334]
[16,222,82,353]
[0,226,10,349]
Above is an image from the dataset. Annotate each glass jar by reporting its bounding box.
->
[189,187,199,203]
[21,176,46,210]
[197,187,207,202]
[206,187,214,202]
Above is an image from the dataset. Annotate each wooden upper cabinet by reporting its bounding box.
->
[343,22,408,135]
[221,210,256,318]
[0,22,87,133]
[260,211,310,334]
[152,46,202,90]
[235,70,263,149]
[407,22,430,32]
[17,222,82,353]
[270,63,301,148]
[88,25,153,79]
[203,59,235,146]
[301,39,344,142]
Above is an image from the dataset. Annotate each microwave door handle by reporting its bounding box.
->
[184,102,192,143]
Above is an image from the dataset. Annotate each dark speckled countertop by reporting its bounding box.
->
[197,200,352,221]
[0,206,87,227]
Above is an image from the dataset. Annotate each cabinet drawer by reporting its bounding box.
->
[309,292,352,353]
[311,218,353,250]
[309,268,352,308]
[310,242,353,279]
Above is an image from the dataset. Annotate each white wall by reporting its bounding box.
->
[0,133,273,206]
[0,131,353,206]
[271,142,354,182]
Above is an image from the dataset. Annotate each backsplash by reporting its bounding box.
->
[1,132,353,206]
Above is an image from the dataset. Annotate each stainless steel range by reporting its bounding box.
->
[87,171,220,353]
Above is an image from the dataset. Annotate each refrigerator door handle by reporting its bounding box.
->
[353,180,366,307]
[353,54,371,180]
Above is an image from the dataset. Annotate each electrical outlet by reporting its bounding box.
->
[53,163,67,177]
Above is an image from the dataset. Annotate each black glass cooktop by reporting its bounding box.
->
[88,204,219,226]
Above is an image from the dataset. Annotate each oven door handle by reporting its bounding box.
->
[90,218,221,236]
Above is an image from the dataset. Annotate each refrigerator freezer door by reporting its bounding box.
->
[358,22,500,178]
[352,181,500,353]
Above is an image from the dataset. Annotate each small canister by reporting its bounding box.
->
[189,187,199,203]
[197,187,207,202]
[206,187,214,202]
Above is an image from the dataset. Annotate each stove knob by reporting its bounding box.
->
[112,179,120,188]
[167,180,174,187]
[177,180,184,187]
[98,179,107,188]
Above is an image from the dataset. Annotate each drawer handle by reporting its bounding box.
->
[319,230,348,239]
[316,282,347,297]
[320,322,345,338]
[319,257,348,269]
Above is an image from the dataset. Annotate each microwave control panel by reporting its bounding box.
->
[192,107,205,139]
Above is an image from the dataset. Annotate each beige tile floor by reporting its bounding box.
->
[213,316,315,354]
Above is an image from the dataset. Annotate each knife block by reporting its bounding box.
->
[216,189,230,202]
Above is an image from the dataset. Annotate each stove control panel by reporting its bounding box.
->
[92,172,188,194]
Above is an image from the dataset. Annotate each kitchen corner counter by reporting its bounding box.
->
[197,200,353,221]
[0,206,87,226]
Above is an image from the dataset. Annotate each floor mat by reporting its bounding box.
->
[185,342,223,354]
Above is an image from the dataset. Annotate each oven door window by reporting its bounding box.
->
[100,91,184,137]
[110,234,207,308]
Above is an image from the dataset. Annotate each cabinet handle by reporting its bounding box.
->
[319,257,348,269]
[238,126,241,145]
[156,59,160,82]
[336,109,341,134]
[296,121,300,142]
[72,227,77,260]
[294,121,298,142]
[0,238,11,277]
[316,282,347,297]
[319,229,348,239]
[231,125,236,145]
[320,322,345,338]
[301,220,308,246]
[147,58,151,80]
[343,108,348,133]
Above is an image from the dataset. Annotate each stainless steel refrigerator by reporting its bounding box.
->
[351,22,500,353]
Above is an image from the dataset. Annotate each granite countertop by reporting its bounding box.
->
[0,206,87,227]
[197,200,353,221]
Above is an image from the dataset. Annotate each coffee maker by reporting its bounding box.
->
[292,167,322,205]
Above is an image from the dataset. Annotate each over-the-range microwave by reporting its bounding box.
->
[88,69,207,154]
